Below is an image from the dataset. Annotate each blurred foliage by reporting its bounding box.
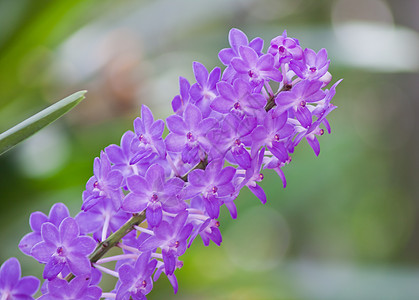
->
[0,0,418,299]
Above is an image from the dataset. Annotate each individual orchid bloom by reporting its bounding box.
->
[210,78,266,119]
[0,257,39,299]
[275,79,326,128]
[139,212,193,275]
[250,110,294,163]
[218,28,264,83]
[38,276,101,300]
[231,46,282,91]
[116,252,157,300]
[184,159,236,219]
[268,30,303,65]
[82,151,124,211]
[105,131,147,183]
[122,164,185,228]
[19,202,70,256]
[290,48,330,81]
[189,62,221,118]
[171,76,191,116]
[30,217,96,280]
[76,200,131,242]
[219,28,264,66]
[165,104,218,164]
[208,114,256,169]
[130,105,166,164]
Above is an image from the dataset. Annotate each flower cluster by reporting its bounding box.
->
[1,28,340,299]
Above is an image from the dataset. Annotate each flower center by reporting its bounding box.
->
[274,134,280,141]
[309,67,317,73]
[56,246,65,256]
[186,132,193,141]
[319,129,324,135]
[299,100,306,107]
[174,241,180,248]
[151,194,158,202]
[233,102,240,109]
[259,173,264,180]
[212,186,218,194]
[278,46,285,54]
[215,221,220,227]
[234,139,241,146]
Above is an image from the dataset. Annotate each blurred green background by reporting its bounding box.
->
[1,0,419,299]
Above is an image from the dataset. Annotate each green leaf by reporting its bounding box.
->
[0,90,86,155]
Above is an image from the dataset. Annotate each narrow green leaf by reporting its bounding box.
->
[0,90,86,155]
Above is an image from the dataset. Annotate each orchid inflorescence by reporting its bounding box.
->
[1,28,340,299]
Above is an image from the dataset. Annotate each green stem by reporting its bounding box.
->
[264,84,292,112]
[66,211,146,282]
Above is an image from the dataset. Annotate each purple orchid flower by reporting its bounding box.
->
[76,200,131,242]
[268,30,303,66]
[165,103,218,164]
[116,252,157,300]
[105,131,148,183]
[189,62,220,118]
[275,79,326,128]
[139,212,193,275]
[250,110,294,163]
[184,159,236,219]
[231,46,282,91]
[82,151,124,211]
[219,28,264,83]
[0,257,39,299]
[210,78,266,119]
[19,202,70,256]
[208,114,256,169]
[39,276,101,300]
[290,48,330,81]
[130,105,166,164]
[30,217,96,280]
[122,164,185,227]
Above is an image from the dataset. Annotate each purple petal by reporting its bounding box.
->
[192,62,209,86]
[217,166,236,185]
[139,236,163,252]
[218,48,236,65]
[165,133,186,152]
[19,232,42,256]
[231,57,249,73]
[67,253,92,276]
[48,203,70,226]
[229,28,248,52]
[208,67,221,89]
[31,242,55,263]
[15,276,40,296]
[43,256,65,280]
[188,169,206,187]
[248,184,267,204]
[122,193,148,213]
[307,136,321,156]
[70,236,96,256]
[147,205,162,228]
[141,105,154,130]
[166,115,187,135]
[0,258,20,289]
[210,97,232,113]
[118,264,135,284]
[149,119,164,137]
[29,212,48,232]
[105,144,124,164]
[126,175,149,195]
[41,223,59,245]
[59,218,79,245]
[184,104,202,130]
